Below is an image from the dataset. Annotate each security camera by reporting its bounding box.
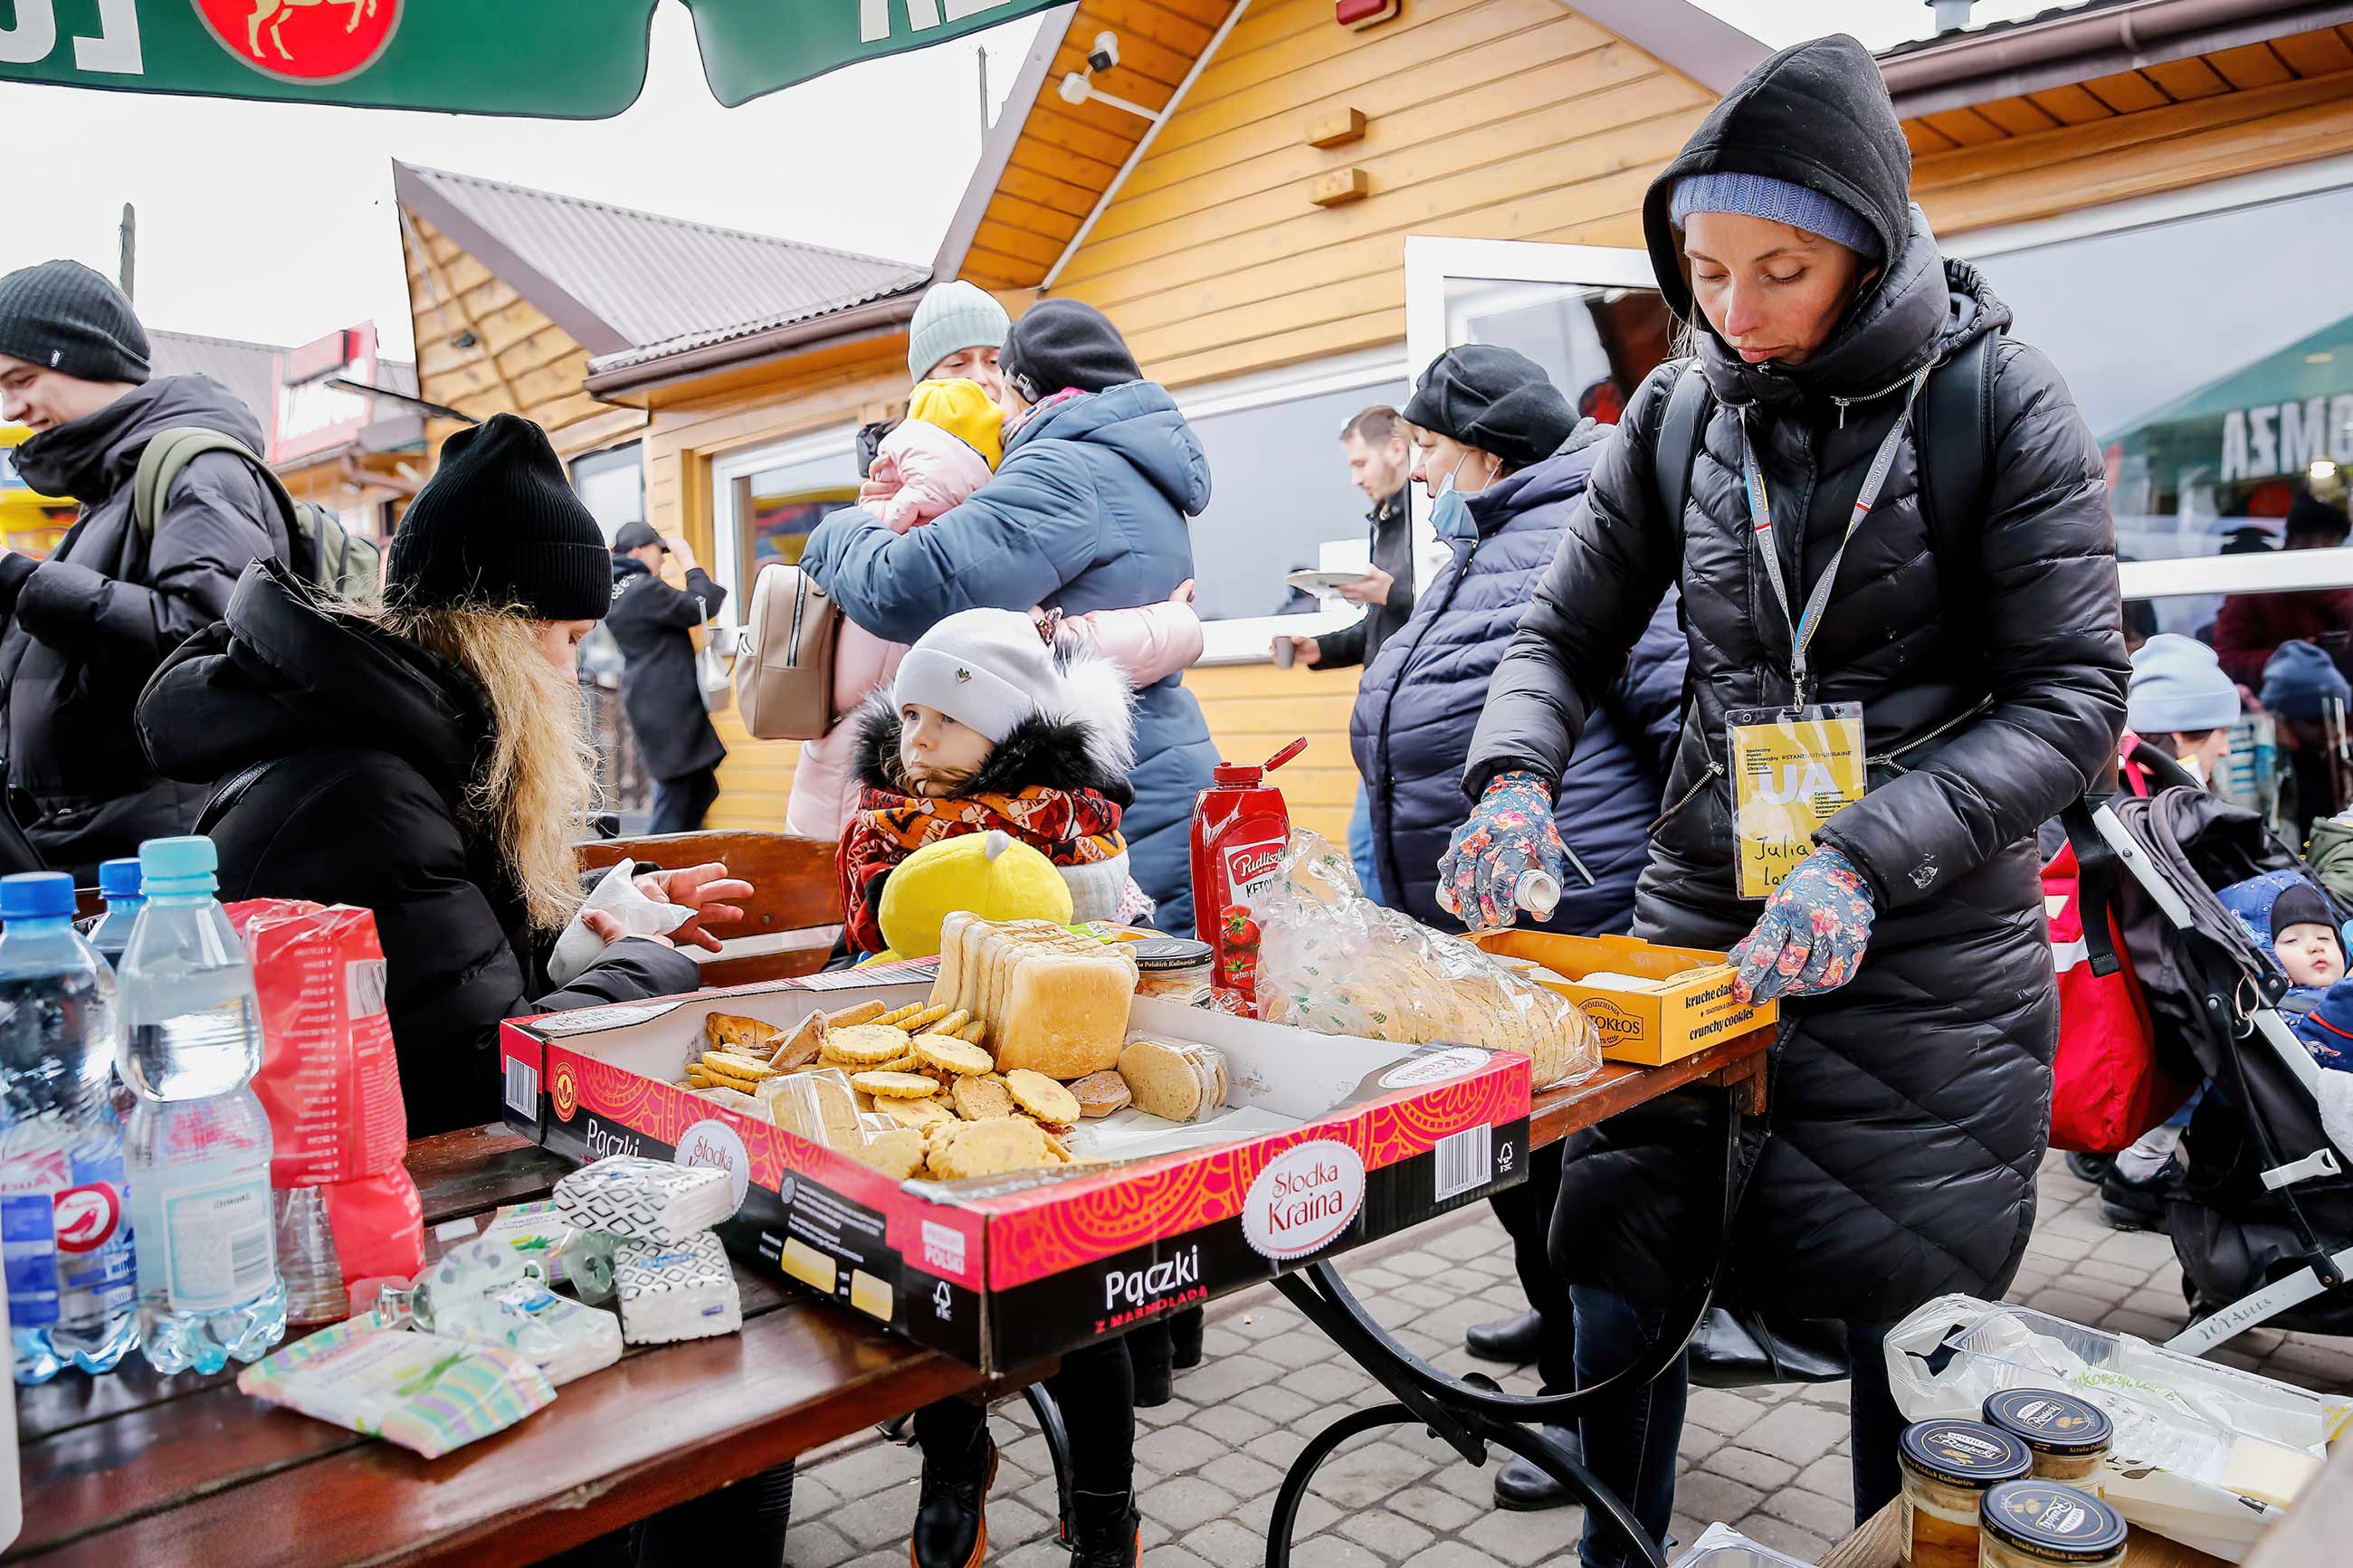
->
[1088,31,1118,73]
[1058,71,1090,105]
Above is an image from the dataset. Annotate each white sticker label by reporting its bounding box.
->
[153,1164,273,1312]
[673,1119,751,1212]
[346,958,388,1020]
[1434,1125,1493,1202]
[1242,1140,1365,1261]
[504,1055,539,1117]
[1378,1048,1491,1089]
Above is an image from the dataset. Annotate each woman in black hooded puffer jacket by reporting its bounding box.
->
[1449,35,2129,1563]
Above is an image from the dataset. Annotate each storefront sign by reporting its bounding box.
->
[272,324,375,466]
[2218,394,2353,483]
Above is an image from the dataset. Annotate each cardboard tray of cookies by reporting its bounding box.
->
[499,959,1529,1373]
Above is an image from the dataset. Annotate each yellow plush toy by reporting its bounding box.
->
[872,830,1074,961]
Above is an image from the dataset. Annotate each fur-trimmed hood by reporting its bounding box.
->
[854,647,1137,803]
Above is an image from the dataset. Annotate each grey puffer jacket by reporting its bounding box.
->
[1466,38,2129,1321]
[0,375,289,879]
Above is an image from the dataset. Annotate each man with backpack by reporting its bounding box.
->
[606,521,728,833]
[0,260,306,879]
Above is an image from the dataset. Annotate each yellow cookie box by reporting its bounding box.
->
[1473,931,1777,1067]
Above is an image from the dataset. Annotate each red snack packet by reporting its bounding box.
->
[320,1166,426,1287]
[226,900,409,1186]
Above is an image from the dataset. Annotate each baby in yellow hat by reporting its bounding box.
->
[862,377,1005,533]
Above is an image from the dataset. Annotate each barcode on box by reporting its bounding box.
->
[1434,1125,1491,1202]
[505,1055,539,1117]
[229,1227,272,1296]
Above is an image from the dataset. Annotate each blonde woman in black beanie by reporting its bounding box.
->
[138,414,749,1136]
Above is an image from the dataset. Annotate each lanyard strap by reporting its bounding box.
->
[1739,369,1929,706]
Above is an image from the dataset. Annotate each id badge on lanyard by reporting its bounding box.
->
[1729,369,1926,899]
[1729,703,1865,899]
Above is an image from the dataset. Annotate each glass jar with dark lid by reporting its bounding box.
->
[1979,1479,2129,1568]
[1982,1390,2112,1494]
[1131,937,1215,1003]
[1897,1420,2034,1568]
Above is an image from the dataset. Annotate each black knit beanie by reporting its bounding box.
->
[0,260,150,385]
[386,413,611,621]
[1001,299,1142,403]
[1403,345,1576,473]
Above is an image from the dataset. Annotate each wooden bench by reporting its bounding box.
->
[576,830,843,987]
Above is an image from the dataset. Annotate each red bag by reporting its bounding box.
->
[228,900,425,1291]
[2043,826,2189,1153]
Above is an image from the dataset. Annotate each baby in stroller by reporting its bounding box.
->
[2224,870,2353,1070]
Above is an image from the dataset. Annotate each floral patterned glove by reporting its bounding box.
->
[1438,771,1570,934]
[1730,843,1877,1004]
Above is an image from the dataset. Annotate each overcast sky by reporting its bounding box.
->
[0,1,2070,360]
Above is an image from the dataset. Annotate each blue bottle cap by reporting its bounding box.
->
[97,858,143,900]
[1981,1480,2129,1561]
[138,835,219,890]
[0,871,75,921]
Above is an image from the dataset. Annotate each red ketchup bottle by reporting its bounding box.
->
[1191,738,1307,1007]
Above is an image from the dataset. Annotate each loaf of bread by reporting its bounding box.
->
[929,915,1138,1079]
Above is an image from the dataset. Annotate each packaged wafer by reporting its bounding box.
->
[553,1155,734,1244]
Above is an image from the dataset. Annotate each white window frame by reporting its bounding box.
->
[707,426,860,632]
[1940,154,2353,603]
[1173,347,1414,665]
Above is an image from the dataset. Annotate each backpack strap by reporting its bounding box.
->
[2059,795,2123,978]
[1915,330,1999,617]
[1649,360,1710,548]
[195,758,281,837]
[133,426,302,546]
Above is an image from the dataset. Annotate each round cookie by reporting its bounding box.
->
[853,1070,945,1099]
[913,1034,994,1077]
[929,1117,1056,1179]
[826,1024,916,1065]
[874,1094,954,1130]
[1003,1069,1081,1125]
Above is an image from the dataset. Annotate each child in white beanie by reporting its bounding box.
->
[834,607,1152,954]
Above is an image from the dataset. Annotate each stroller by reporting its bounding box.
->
[2081,749,2353,1351]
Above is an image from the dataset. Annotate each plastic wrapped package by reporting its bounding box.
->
[1884,1295,2353,1563]
[380,1236,621,1385]
[237,1312,556,1458]
[1666,1522,1821,1567]
[759,1068,862,1148]
[1257,831,1602,1089]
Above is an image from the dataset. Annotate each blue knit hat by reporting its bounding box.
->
[2128,633,2241,734]
[1671,172,1882,261]
[2261,639,2350,720]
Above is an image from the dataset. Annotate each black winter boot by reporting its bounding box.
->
[1130,1319,1174,1408]
[1067,1487,1140,1568]
[910,1426,996,1568]
[1170,1306,1205,1371]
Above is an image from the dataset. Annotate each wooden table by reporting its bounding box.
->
[1264,1025,1777,1568]
[1824,1500,2229,1568]
[10,1126,981,1568]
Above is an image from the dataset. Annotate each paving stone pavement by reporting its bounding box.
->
[783,1152,2352,1566]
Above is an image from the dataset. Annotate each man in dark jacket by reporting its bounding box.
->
[0,260,291,879]
[606,521,728,833]
[1287,405,1416,901]
[1449,37,2127,1559]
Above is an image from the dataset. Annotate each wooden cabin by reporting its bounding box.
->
[390,0,2353,843]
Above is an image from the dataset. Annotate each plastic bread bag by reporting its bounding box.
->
[1256,830,1601,1089]
[1883,1294,2353,1562]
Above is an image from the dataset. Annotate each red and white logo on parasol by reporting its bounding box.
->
[193,0,402,83]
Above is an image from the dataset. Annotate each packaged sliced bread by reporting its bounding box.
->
[996,942,1137,1079]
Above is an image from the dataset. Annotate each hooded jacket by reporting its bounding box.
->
[605,554,726,781]
[137,561,700,1138]
[1351,427,1685,932]
[804,381,1220,934]
[1468,35,2129,1320]
[838,651,1139,952]
[0,375,291,877]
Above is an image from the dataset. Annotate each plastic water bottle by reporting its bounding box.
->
[85,859,144,966]
[0,871,138,1383]
[119,837,284,1373]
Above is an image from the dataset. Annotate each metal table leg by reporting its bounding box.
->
[1261,1088,1747,1568]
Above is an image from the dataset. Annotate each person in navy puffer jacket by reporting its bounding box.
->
[804,300,1221,936]
[1350,346,1686,1514]
[1350,345,1687,936]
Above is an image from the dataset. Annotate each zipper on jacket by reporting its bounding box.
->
[1827,360,1946,430]
[1864,696,1992,773]
[1647,757,1724,835]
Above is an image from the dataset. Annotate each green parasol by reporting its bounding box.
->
[0,0,1065,118]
